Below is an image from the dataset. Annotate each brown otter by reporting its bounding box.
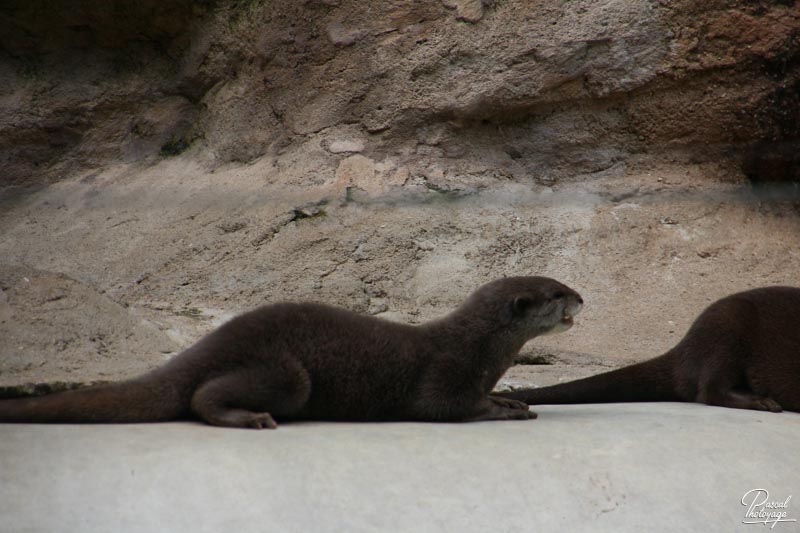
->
[497,286,800,413]
[0,276,583,428]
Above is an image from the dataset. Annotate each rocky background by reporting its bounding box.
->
[1,0,799,390]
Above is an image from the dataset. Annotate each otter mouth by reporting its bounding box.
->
[561,312,574,326]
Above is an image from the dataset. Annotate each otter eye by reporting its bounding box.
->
[552,291,565,300]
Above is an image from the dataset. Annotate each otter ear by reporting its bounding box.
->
[512,296,533,317]
[502,296,534,325]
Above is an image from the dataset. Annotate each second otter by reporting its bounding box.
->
[498,286,800,413]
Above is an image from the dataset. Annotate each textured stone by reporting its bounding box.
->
[328,140,365,153]
[334,155,379,194]
[452,0,484,23]
[325,21,366,47]
[3,0,798,186]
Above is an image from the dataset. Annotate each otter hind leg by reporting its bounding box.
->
[719,389,783,413]
[191,363,311,429]
[693,357,783,413]
[690,327,782,413]
[699,386,783,413]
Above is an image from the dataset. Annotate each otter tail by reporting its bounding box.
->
[499,354,679,405]
[0,372,192,424]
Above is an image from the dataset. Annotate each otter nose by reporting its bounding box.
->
[577,296,583,304]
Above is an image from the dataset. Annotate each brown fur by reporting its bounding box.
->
[498,287,800,413]
[0,276,583,428]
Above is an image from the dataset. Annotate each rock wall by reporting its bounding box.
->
[3,0,799,188]
[1,0,799,387]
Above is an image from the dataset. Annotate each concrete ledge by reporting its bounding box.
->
[1,403,798,532]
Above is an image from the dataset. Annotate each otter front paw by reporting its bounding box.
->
[489,395,530,411]
[502,408,538,420]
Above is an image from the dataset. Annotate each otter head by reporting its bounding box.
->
[488,276,583,338]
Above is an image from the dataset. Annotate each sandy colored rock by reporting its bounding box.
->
[333,154,380,194]
[0,264,182,385]
[325,21,367,47]
[328,140,365,153]
[389,166,410,187]
[443,0,484,23]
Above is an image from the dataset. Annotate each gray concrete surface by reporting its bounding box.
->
[1,403,799,533]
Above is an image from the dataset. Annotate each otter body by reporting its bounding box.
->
[0,277,583,428]
[499,287,800,413]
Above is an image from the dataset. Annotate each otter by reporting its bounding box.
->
[497,286,800,413]
[0,276,583,429]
